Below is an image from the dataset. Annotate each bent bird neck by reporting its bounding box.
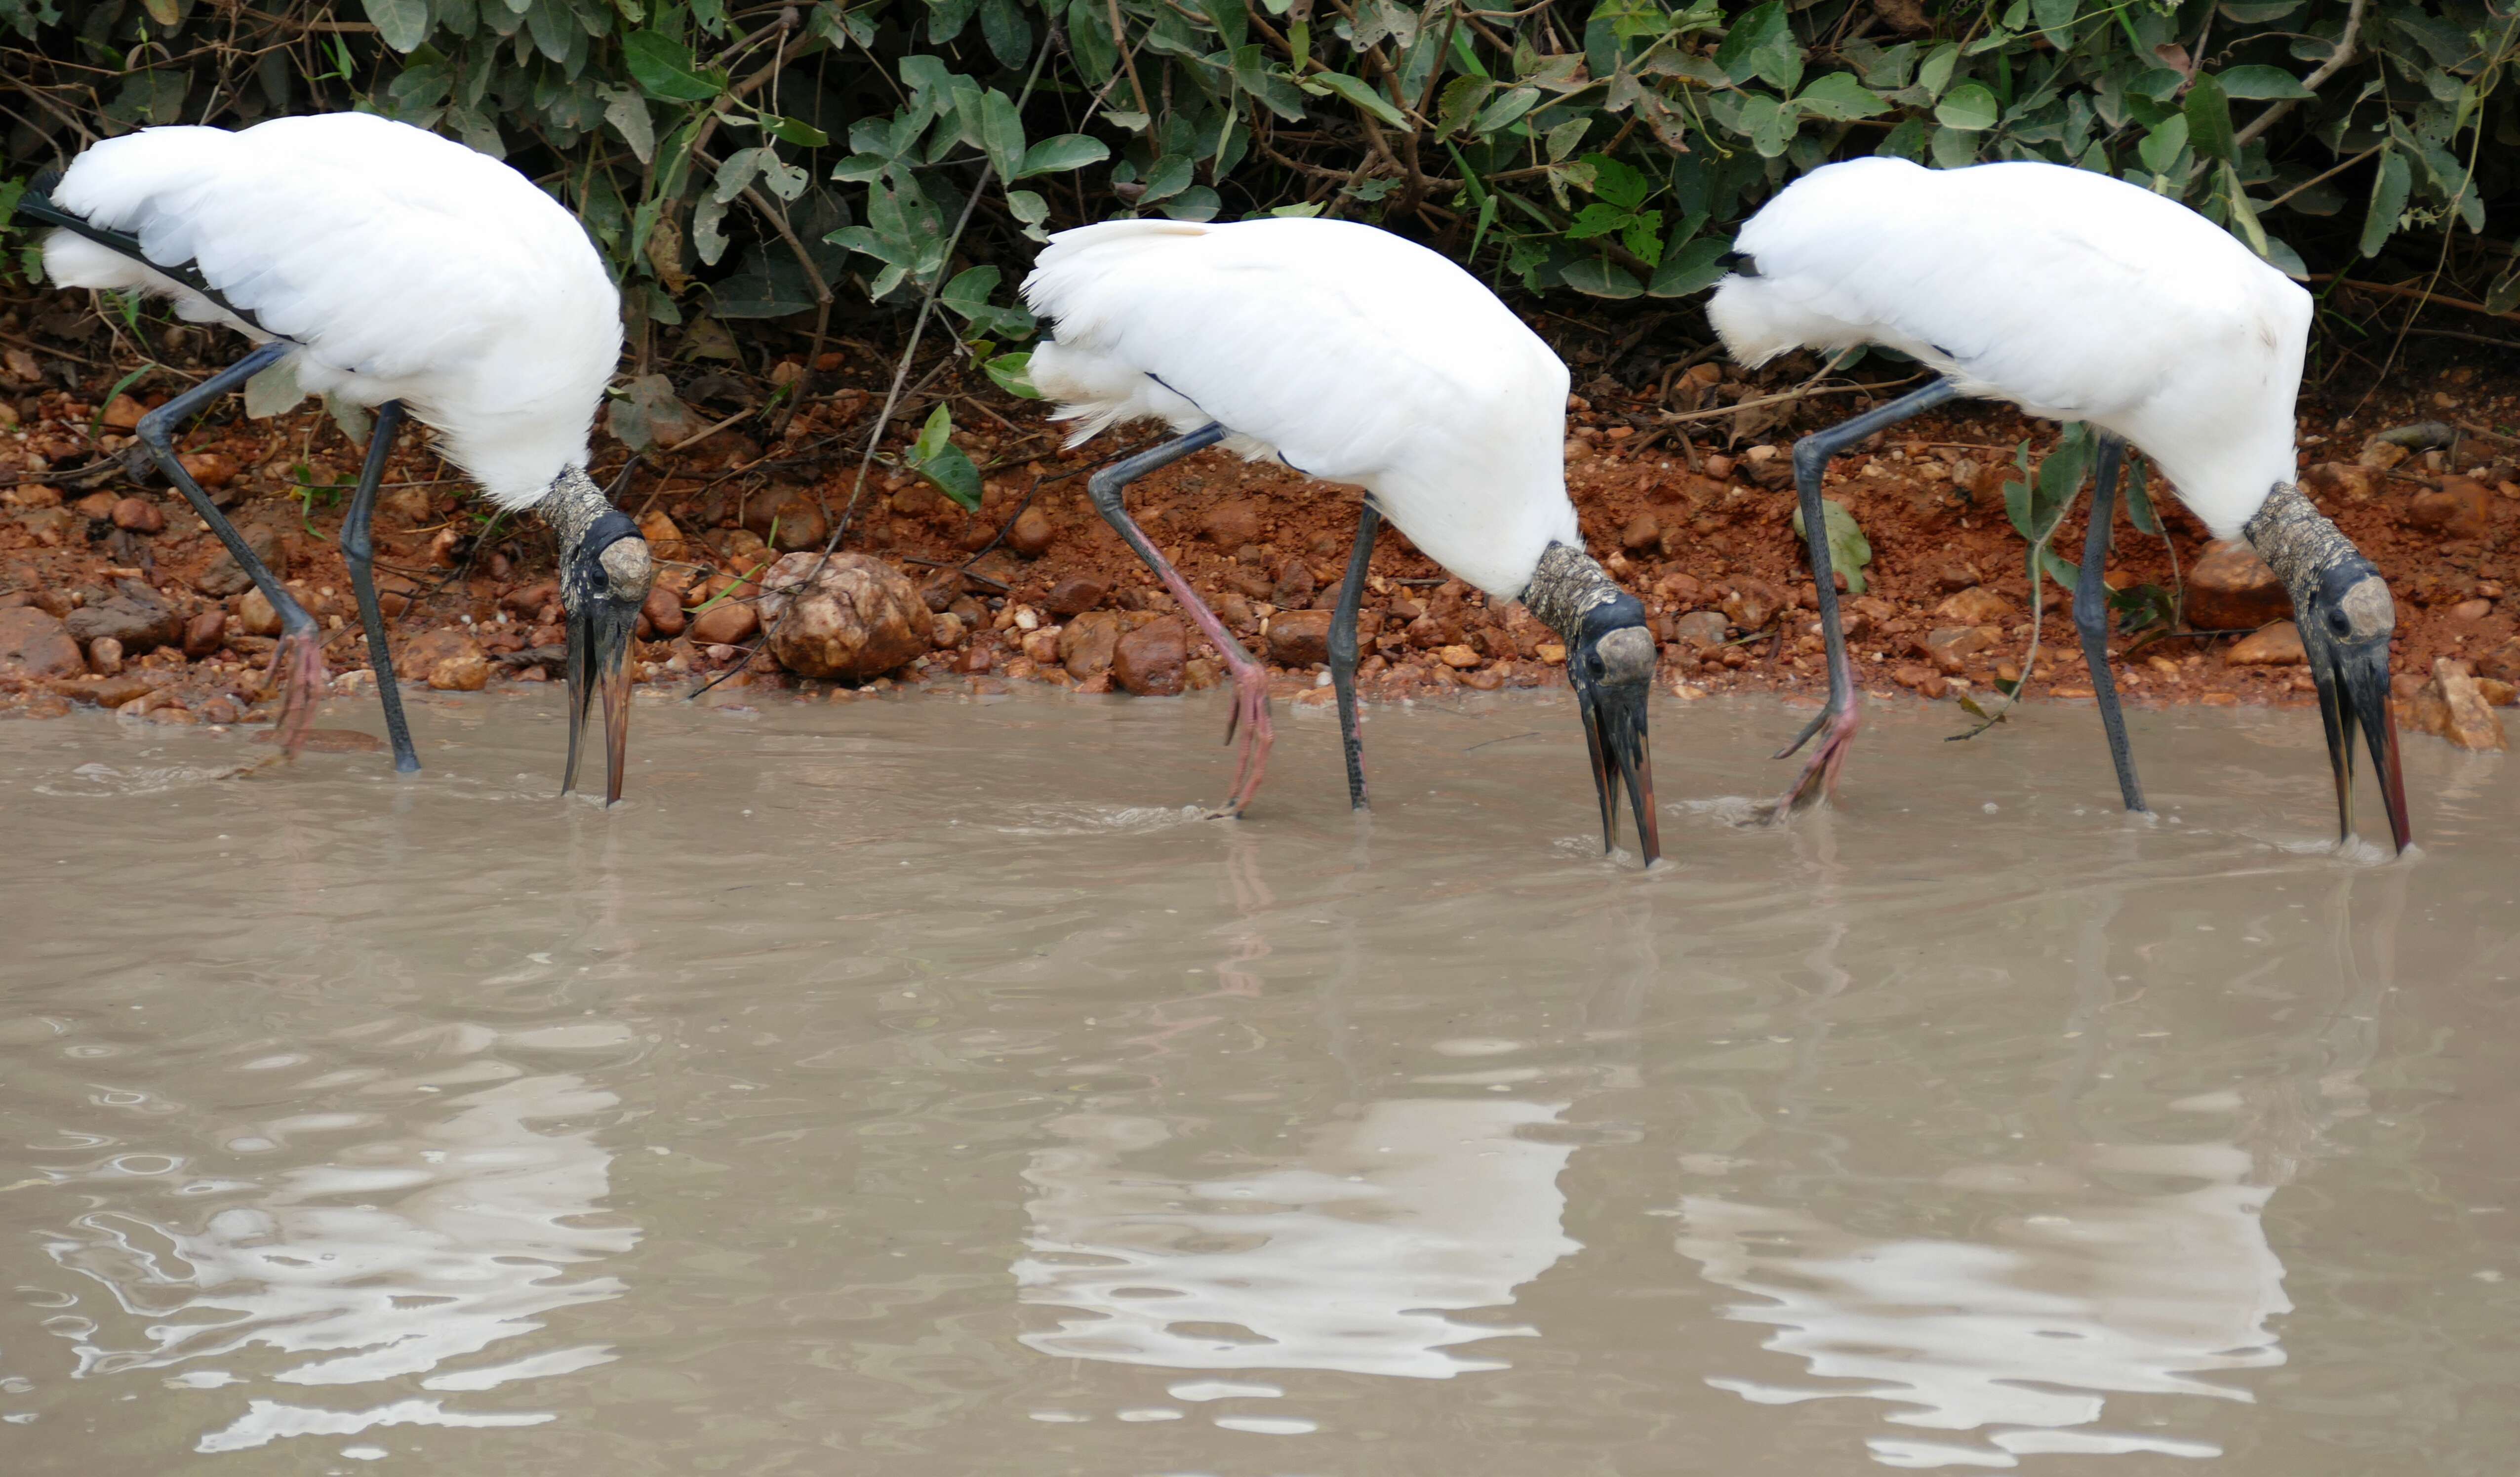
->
[2242,482,2361,609]
[537,466,611,554]
[1520,542,1623,641]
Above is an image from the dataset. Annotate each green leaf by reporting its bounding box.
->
[1473,86,1541,133]
[1714,1,1800,93]
[1559,259,1643,299]
[939,265,1001,321]
[760,114,829,148]
[1796,72,1888,120]
[1197,0,1246,50]
[623,30,723,102]
[1017,134,1111,177]
[1313,71,1410,129]
[978,89,1025,181]
[985,351,1042,399]
[1564,202,1633,240]
[913,402,955,463]
[2359,146,2409,258]
[1646,235,1731,297]
[2184,72,2235,163]
[1579,152,1650,209]
[1916,42,1960,99]
[1006,187,1051,241]
[1935,82,1999,131]
[2215,64,2315,101]
[2122,456,2160,536]
[2137,114,2189,175]
[601,86,655,163]
[1544,117,1591,161]
[361,0,432,51]
[1790,498,1873,595]
[1139,153,1194,203]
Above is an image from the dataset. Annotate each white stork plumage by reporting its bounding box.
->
[28,111,650,801]
[1024,217,1661,863]
[1711,157,2409,852]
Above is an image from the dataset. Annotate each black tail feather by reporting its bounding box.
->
[11,167,275,336]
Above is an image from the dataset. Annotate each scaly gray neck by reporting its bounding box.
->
[536,466,608,552]
[2241,482,2359,610]
[1520,541,1622,640]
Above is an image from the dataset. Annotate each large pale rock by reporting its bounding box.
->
[196,522,286,598]
[2405,659,2506,751]
[400,627,489,691]
[0,605,84,680]
[1058,609,1120,678]
[1266,607,1372,668]
[65,580,183,653]
[1933,586,2016,626]
[2186,541,2290,630]
[2223,620,2305,666]
[756,552,927,679]
[1112,617,1187,696]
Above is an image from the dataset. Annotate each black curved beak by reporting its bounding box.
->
[1577,679,1660,865]
[2305,626,2410,853]
[563,597,639,805]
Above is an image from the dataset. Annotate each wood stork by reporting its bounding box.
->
[1711,156,2410,852]
[1023,217,1661,863]
[25,111,649,802]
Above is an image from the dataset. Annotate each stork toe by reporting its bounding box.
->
[267,628,329,758]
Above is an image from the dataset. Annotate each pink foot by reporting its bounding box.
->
[1211,657,1274,818]
[267,627,329,758]
[1775,699,1859,816]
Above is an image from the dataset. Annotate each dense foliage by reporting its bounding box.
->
[4,0,2516,364]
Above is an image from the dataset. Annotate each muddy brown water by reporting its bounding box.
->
[1,684,2515,1475]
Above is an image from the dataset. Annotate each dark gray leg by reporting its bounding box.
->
[1084,423,1276,816]
[340,400,418,774]
[2075,433,2146,813]
[1329,504,1380,809]
[1777,377,1964,810]
[134,340,326,755]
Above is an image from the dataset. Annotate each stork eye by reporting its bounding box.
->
[1584,650,1605,680]
[2327,606,2353,639]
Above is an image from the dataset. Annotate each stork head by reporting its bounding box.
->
[545,470,655,804]
[2245,484,2410,853]
[2296,554,2410,852]
[1525,543,1660,865]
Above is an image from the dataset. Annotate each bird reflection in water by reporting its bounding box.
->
[1014,1098,1579,1379]
[1676,1134,2288,1468]
[41,1068,633,1454]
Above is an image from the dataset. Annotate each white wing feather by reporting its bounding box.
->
[1022,217,1578,600]
[1709,158,2308,537]
[43,113,619,508]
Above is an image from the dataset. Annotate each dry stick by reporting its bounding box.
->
[1656,372,1929,428]
[2232,0,2366,150]
[2308,279,2520,327]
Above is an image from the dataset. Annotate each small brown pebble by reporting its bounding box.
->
[1043,575,1109,616]
[640,583,686,639]
[86,636,123,676]
[199,694,240,724]
[179,451,238,489]
[2449,598,2493,621]
[74,491,118,519]
[183,609,226,658]
[100,394,145,431]
[689,601,760,646]
[1008,507,1056,558]
[110,497,164,533]
[2224,621,2306,667]
[238,589,283,637]
[1437,644,1481,670]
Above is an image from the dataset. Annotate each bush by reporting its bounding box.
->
[5,0,2516,354]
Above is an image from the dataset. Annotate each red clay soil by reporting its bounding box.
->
[2,302,2516,752]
